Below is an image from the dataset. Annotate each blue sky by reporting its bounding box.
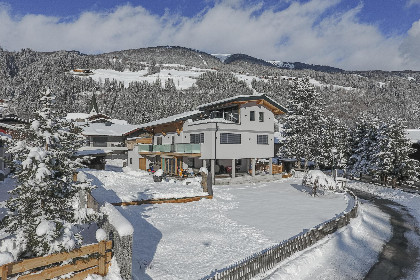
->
[0,0,419,70]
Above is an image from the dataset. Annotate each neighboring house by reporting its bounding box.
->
[128,94,287,182]
[79,121,142,159]
[67,95,142,159]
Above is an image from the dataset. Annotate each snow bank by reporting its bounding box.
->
[263,202,391,279]
[100,203,133,237]
[302,170,338,191]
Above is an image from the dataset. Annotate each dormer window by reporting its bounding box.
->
[259,112,264,122]
[250,111,255,121]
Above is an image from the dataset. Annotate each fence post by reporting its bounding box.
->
[98,240,106,276]
[2,264,10,280]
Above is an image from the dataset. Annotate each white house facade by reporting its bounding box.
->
[128,94,287,182]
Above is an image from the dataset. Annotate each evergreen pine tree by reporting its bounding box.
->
[279,77,324,168]
[371,118,419,185]
[347,115,379,177]
[1,88,98,258]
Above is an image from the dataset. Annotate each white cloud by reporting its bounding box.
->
[408,0,420,6]
[0,0,418,70]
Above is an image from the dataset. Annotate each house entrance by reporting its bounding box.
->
[139,158,147,170]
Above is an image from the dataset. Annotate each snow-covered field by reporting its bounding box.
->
[81,65,354,94]
[5,163,392,280]
[96,173,350,279]
[83,167,207,204]
[86,68,210,90]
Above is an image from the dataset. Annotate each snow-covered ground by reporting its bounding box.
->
[96,174,350,279]
[347,181,420,279]
[262,202,391,279]
[83,167,207,204]
[86,68,211,90]
[81,65,354,94]
[5,161,396,280]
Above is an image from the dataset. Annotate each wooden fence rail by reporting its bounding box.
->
[0,240,112,280]
[206,191,359,280]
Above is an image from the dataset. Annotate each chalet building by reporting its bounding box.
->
[68,95,143,159]
[127,94,287,182]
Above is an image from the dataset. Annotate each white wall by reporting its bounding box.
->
[127,146,150,170]
[182,102,275,160]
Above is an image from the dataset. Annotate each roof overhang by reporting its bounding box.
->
[197,94,288,115]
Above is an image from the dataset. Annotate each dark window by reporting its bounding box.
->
[259,112,264,122]
[250,111,255,121]
[157,136,162,145]
[190,133,204,144]
[220,133,241,144]
[257,135,268,144]
[188,157,195,168]
[130,158,133,164]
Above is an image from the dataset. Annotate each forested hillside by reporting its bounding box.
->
[0,46,419,128]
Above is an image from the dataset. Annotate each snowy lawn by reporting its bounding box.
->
[105,177,351,280]
[83,168,207,204]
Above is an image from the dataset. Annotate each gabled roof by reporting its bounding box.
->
[138,110,203,129]
[82,123,140,136]
[197,94,288,115]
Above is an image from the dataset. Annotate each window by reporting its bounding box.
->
[259,112,264,122]
[250,111,255,121]
[129,158,133,164]
[156,136,162,145]
[257,135,268,144]
[220,133,241,144]
[188,157,195,168]
[190,133,204,144]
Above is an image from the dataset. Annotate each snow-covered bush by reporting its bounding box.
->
[302,170,339,194]
[0,89,99,259]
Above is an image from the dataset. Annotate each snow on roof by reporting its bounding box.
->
[406,129,420,143]
[66,113,91,121]
[139,110,202,128]
[197,94,288,113]
[74,149,108,156]
[82,123,140,136]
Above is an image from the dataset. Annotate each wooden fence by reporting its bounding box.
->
[0,240,112,280]
[206,191,359,280]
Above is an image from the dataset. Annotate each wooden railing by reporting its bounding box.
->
[0,240,112,280]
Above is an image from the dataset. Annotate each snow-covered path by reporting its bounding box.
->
[264,181,420,279]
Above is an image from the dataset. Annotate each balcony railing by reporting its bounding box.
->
[175,143,201,153]
[138,143,201,154]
